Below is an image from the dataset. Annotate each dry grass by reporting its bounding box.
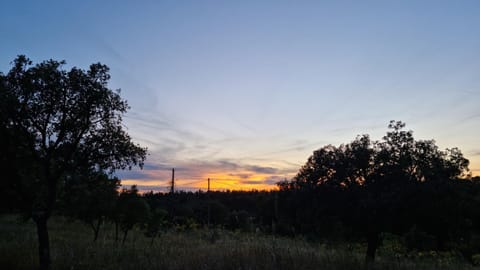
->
[0,215,475,270]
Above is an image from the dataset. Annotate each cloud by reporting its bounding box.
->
[142,162,167,170]
[468,150,480,156]
[245,165,278,174]
[460,113,480,123]
[236,175,286,187]
[229,173,253,179]
[116,170,150,180]
[115,156,299,192]
[263,176,287,185]
[238,180,266,185]
[120,110,311,192]
[114,110,305,192]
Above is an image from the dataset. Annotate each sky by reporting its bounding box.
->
[1,0,479,192]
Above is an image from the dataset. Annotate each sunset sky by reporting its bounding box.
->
[2,1,479,192]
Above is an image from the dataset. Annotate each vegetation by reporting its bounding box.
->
[279,120,470,268]
[0,215,476,270]
[2,56,480,269]
[0,56,146,270]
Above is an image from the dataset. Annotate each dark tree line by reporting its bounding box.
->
[142,190,277,232]
[52,168,480,268]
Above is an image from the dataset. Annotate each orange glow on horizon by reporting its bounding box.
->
[197,172,278,191]
[121,171,281,192]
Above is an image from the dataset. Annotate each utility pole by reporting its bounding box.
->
[207,178,211,228]
[170,168,175,194]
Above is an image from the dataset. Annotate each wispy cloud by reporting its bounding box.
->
[244,165,278,174]
[117,157,298,192]
[229,173,253,179]
[238,180,268,185]
[116,170,151,180]
[468,150,480,157]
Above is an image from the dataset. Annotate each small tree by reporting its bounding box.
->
[61,170,120,241]
[144,208,168,245]
[0,56,147,270]
[115,186,150,244]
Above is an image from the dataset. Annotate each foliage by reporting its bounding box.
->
[60,170,120,241]
[279,121,470,267]
[144,208,169,245]
[1,215,476,270]
[115,186,150,243]
[0,55,147,270]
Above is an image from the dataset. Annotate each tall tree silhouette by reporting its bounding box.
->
[282,121,469,269]
[0,56,146,270]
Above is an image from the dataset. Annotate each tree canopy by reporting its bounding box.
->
[0,55,147,270]
[279,121,470,268]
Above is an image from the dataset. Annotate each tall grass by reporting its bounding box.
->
[0,215,474,270]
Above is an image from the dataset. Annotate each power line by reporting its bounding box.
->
[175,180,205,186]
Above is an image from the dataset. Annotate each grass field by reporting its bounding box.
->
[0,215,476,270]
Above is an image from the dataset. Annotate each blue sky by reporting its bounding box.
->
[2,0,479,191]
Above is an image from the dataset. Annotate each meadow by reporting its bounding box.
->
[0,215,475,270]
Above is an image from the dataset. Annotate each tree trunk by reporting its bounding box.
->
[35,216,51,270]
[122,229,129,244]
[365,231,379,270]
[150,233,156,246]
[115,222,119,242]
[91,219,102,242]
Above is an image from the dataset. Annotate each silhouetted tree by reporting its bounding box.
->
[115,186,150,244]
[0,56,146,270]
[282,121,470,269]
[61,170,120,241]
[144,208,168,245]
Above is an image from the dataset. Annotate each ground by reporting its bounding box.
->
[0,215,475,270]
